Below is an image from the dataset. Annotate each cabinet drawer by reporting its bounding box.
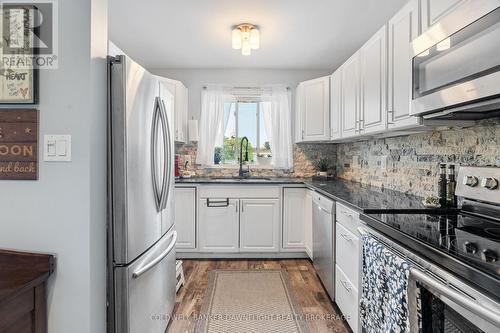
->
[335,265,359,333]
[199,185,280,199]
[336,203,360,234]
[336,223,360,289]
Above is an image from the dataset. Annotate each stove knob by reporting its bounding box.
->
[463,241,477,254]
[480,249,498,263]
[481,177,498,190]
[462,175,478,187]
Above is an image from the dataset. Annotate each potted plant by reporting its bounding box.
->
[314,157,330,177]
[214,147,222,165]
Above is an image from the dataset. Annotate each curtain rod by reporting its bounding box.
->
[202,86,290,90]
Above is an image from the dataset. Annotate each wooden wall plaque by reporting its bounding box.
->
[0,109,38,180]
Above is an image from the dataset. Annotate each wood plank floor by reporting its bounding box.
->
[166,259,351,333]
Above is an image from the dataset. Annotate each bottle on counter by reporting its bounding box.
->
[447,164,457,207]
[438,163,447,207]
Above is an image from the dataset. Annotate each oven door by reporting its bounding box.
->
[408,268,500,333]
[411,0,500,117]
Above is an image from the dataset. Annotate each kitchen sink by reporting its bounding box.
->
[212,177,272,182]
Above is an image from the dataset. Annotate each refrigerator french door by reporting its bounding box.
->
[108,54,176,333]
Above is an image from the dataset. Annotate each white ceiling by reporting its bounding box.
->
[109,0,408,70]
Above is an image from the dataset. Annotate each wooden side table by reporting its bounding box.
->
[0,249,55,333]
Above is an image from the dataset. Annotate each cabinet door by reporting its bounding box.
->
[240,199,280,252]
[174,82,188,143]
[341,52,360,138]
[199,198,239,252]
[174,187,196,249]
[421,0,467,32]
[388,0,422,130]
[304,190,313,259]
[330,71,342,140]
[283,188,306,250]
[294,84,304,143]
[301,76,330,141]
[360,25,387,134]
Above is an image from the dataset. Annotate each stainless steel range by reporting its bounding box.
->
[361,166,500,332]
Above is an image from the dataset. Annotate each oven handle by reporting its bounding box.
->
[410,268,500,327]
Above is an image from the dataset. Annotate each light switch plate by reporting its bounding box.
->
[44,135,71,161]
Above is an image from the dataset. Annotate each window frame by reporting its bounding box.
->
[218,100,270,167]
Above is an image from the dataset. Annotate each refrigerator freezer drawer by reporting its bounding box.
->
[114,230,177,333]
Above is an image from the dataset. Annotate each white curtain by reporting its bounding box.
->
[260,86,293,169]
[196,86,233,166]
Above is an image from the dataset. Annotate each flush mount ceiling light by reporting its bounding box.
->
[231,23,260,56]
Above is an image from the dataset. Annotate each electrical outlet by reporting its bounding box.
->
[352,155,359,168]
[381,156,388,170]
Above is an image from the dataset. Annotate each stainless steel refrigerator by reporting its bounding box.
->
[107,54,177,333]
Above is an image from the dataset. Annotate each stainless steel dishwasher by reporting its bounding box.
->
[312,192,335,300]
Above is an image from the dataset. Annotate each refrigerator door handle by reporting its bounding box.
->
[159,98,172,210]
[150,99,162,211]
[132,230,177,279]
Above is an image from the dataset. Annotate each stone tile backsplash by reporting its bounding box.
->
[336,118,500,197]
[175,142,337,178]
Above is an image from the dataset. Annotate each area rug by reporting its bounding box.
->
[196,270,309,333]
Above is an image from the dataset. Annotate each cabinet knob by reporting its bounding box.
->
[481,177,498,190]
[462,175,479,187]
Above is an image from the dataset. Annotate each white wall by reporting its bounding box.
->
[0,0,108,332]
[150,68,332,121]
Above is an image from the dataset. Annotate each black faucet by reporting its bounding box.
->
[239,136,250,178]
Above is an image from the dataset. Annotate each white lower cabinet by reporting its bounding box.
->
[240,199,280,252]
[198,198,239,252]
[304,190,313,259]
[174,187,196,249]
[335,265,359,333]
[283,188,307,250]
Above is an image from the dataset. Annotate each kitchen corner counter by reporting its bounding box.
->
[176,176,446,214]
[175,177,307,185]
[303,179,449,214]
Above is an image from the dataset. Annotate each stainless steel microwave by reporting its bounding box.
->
[411,0,500,120]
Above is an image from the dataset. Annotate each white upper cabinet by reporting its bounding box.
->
[421,0,468,32]
[340,52,361,139]
[239,199,280,252]
[159,78,188,143]
[360,25,388,135]
[388,0,422,130]
[330,71,342,140]
[296,76,330,142]
[174,82,188,143]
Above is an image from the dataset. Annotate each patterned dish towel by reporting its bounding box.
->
[360,234,413,333]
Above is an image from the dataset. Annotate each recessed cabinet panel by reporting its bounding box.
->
[240,199,280,252]
[283,188,306,250]
[360,25,387,134]
[421,0,468,31]
[341,52,360,138]
[174,187,196,249]
[330,72,342,140]
[199,199,239,252]
[298,76,330,142]
[388,0,422,129]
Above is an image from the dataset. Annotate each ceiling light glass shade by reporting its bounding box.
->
[241,39,251,56]
[232,28,242,49]
[436,38,451,51]
[249,28,260,49]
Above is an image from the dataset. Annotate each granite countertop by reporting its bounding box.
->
[175,177,306,184]
[176,176,448,214]
[303,179,451,214]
